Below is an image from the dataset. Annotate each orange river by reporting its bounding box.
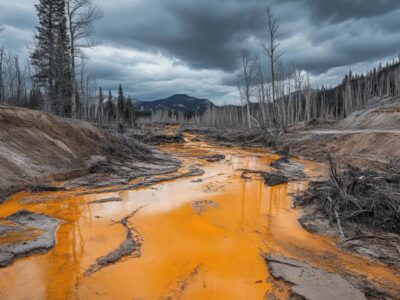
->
[0,135,399,299]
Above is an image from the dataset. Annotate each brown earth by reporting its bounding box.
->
[282,96,400,168]
[0,105,179,203]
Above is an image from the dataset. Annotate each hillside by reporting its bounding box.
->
[339,95,400,130]
[0,105,177,202]
[135,94,214,114]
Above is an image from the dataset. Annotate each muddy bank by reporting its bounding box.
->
[299,208,400,269]
[85,207,143,276]
[295,157,400,268]
[0,105,179,202]
[0,210,61,267]
[76,166,204,196]
[240,156,305,186]
[126,126,185,145]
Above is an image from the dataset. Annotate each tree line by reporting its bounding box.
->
[0,0,137,127]
[2,5,400,131]
[137,9,400,130]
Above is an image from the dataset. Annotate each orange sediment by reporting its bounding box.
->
[0,136,399,299]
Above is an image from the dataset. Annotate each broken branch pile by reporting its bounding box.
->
[209,130,276,147]
[295,156,400,234]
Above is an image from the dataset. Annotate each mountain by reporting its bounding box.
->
[135,94,214,114]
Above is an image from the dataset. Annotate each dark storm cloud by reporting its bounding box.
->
[96,0,267,71]
[95,0,400,74]
[1,0,400,102]
[293,0,400,24]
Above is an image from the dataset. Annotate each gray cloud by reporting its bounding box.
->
[1,0,400,103]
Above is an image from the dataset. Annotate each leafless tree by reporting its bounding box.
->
[66,0,102,118]
[0,26,4,102]
[239,49,257,130]
[261,8,285,106]
[256,62,268,127]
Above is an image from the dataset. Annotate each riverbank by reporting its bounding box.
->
[0,105,180,203]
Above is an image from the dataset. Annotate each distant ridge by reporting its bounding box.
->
[135,94,214,114]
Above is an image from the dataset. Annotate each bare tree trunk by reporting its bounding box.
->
[239,49,257,130]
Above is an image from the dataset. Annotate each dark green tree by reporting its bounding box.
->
[31,0,71,114]
[124,95,135,126]
[106,89,116,121]
[117,84,125,120]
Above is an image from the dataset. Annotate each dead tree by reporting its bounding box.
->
[239,49,257,130]
[66,0,102,118]
[261,8,285,128]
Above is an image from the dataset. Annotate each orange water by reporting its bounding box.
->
[0,137,399,299]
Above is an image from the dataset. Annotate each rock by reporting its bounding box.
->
[191,179,203,183]
[264,256,366,300]
[262,173,289,186]
[201,154,225,162]
[270,157,306,179]
[0,210,62,267]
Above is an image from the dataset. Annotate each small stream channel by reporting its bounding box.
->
[0,134,399,299]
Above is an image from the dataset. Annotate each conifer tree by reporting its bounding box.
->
[98,87,104,106]
[31,0,71,114]
[106,89,115,121]
[124,95,135,125]
[117,84,125,120]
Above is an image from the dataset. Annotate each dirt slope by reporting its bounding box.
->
[280,96,400,168]
[0,105,177,202]
[339,96,400,130]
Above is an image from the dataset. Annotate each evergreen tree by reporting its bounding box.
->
[30,89,43,110]
[106,89,115,120]
[117,84,125,119]
[55,13,72,115]
[124,95,135,125]
[31,0,71,114]
[98,87,104,106]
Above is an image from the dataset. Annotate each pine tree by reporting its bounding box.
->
[55,13,72,115]
[98,87,104,106]
[124,95,135,126]
[117,84,125,120]
[31,0,71,114]
[106,89,115,121]
[30,89,43,110]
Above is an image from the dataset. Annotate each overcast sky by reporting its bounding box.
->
[1,0,400,104]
